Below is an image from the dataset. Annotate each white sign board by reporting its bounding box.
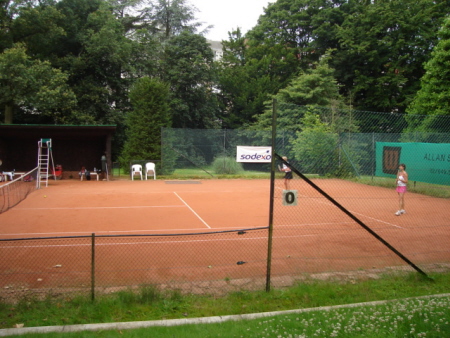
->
[236,146,272,163]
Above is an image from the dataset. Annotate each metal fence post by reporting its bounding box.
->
[266,98,277,292]
[91,233,96,301]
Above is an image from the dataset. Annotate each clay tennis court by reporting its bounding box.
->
[1,179,271,236]
[0,178,449,293]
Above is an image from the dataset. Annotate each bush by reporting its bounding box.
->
[212,156,243,175]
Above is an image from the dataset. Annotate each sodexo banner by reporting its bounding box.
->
[236,146,272,163]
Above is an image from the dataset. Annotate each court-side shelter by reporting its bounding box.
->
[0,124,116,179]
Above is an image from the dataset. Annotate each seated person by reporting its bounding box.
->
[79,166,91,180]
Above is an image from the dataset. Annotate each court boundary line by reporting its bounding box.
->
[14,206,184,210]
[275,186,405,229]
[174,192,211,229]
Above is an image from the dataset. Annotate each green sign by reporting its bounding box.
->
[376,142,450,185]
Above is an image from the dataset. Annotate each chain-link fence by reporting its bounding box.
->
[271,154,449,279]
[1,228,269,302]
[161,107,450,180]
[267,105,449,286]
[161,128,273,176]
[1,105,449,301]
[158,104,450,285]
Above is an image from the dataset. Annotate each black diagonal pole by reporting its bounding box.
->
[276,153,430,279]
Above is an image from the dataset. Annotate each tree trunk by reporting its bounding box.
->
[4,104,13,124]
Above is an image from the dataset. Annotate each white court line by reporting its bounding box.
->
[276,222,356,227]
[14,205,184,210]
[50,189,238,196]
[350,211,403,229]
[174,192,211,229]
[275,186,404,229]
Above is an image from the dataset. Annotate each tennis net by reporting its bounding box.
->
[0,167,38,214]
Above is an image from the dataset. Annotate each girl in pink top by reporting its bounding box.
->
[395,163,408,216]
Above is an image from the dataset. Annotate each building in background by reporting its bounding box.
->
[208,40,223,61]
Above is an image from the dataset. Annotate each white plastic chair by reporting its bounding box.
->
[131,164,143,180]
[2,170,14,181]
[145,162,156,180]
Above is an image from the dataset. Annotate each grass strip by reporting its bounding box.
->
[1,272,449,334]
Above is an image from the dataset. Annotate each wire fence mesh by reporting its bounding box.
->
[1,229,269,302]
[270,161,449,278]
[1,105,449,301]
[268,105,450,283]
[161,107,450,180]
[161,128,273,177]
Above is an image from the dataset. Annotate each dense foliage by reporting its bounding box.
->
[1,0,449,161]
[406,16,450,132]
[120,76,171,169]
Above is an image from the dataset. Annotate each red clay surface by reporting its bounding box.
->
[1,179,271,236]
[1,178,449,291]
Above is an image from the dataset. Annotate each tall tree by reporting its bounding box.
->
[1,0,45,52]
[251,55,353,133]
[0,43,76,124]
[247,0,349,64]
[120,76,171,168]
[335,0,449,113]
[140,0,201,40]
[162,31,219,128]
[46,0,134,123]
[9,0,65,60]
[107,0,144,24]
[221,0,449,128]
[217,28,270,128]
[1,0,134,124]
[222,0,354,126]
[406,16,450,132]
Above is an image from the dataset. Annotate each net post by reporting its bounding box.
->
[266,98,277,292]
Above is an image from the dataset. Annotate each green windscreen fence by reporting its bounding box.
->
[376,142,450,185]
[161,128,450,182]
[160,106,450,179]
[160,128,273,176]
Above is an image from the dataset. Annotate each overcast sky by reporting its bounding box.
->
[189,0,272,41]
